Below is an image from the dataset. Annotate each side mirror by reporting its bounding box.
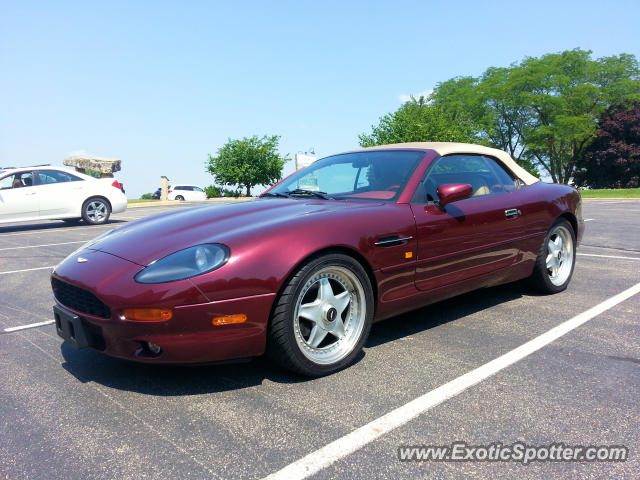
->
[436,183,473,207]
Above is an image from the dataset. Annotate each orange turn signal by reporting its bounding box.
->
[212,314,247,326]
[405,251,413,259]
[122,308,173,322]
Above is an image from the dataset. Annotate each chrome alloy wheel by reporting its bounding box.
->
[293,266,366,365]
[546,224,574,286]
[86,200,108,223]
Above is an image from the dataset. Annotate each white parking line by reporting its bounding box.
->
[584,218,594,222]
[263,282,640,480]
[2,320,55,333]
[0,207,192,237]
[0,241,85,251]
[0,225,115,237]
[0,266,55,275]
[577,253,640,261]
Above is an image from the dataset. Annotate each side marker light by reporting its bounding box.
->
[212,314,247,326]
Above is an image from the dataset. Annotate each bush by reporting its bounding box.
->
[140,193,153,200]
[223,189,242,197]
[205,185,242,198]
[575,102,640,189]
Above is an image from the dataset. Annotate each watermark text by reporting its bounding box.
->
[398,442,628,465]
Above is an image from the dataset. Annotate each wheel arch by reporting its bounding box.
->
[269,245,379,321]
[558,212,578,237]
[83,195,112,211]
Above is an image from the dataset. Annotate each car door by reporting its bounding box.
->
[409,154,530,291]
[35,169,86,217]
[192,186,206,200]
[182,186,195,201]
[0,171,39,222]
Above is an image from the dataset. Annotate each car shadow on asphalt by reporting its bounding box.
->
[60,344,308,395]
[59,281,540,395]
[0,220,127,234]
[366,281,534,348]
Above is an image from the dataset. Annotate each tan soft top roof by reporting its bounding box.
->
[350,142,539,185]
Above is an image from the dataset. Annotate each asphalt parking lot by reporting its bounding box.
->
[1,199,638,480]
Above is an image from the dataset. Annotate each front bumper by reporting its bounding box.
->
[52,248,277,364]
[54,292,276,364]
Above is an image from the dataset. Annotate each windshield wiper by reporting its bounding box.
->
[286,189,334,199]
[260,192,290,198]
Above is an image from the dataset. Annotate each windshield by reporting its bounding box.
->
[267,150,425,201]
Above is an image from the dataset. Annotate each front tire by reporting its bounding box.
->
[81,197,111,225]
[529,219,576,293]
[268,253,374,377]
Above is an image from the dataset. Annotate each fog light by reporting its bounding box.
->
[212,314,247,326]
[145,341,162,355]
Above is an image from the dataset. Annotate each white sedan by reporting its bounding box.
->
[0,165,127,225]
[167,184,207,201]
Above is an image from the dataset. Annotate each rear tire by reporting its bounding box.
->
[81,197,111,225]
[267,253,374,377]
[175,195,185,201]
[528,219,576,293]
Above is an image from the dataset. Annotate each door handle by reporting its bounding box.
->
[505,208,521,219]
[25,192,37,196]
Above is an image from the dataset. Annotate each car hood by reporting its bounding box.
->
[88,198,383,266]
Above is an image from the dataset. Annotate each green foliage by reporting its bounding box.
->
[140,193,153,200]
[579,188,640,198]
[359,97,477,147]
[85,169,101,179]
[431,49,640,183]
[206,135,289,196]
[574,102,640,188]
[204,185,223,198]
[204,185,241,198]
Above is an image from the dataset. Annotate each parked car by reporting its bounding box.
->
[51,142,583,376]
[152,188,161,200]
[167,184,207,201]
[0,165,127,225]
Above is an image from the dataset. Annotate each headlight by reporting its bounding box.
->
[134,244,229,284]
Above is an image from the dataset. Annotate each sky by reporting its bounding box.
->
[1,0,639,197]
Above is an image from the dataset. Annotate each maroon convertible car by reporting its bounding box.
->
[52,142,583,376]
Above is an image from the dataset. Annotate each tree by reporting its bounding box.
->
[574,103,640,188]
[207,135,288,196]
[431,49,640,183]
[433,70,539,175]
[359,96,478,147]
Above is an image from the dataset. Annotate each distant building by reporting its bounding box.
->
[295,153,317,170]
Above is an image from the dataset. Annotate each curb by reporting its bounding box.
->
[127,201,179,208]
[581,198,640,202]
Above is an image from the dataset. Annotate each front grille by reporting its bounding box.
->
[52,278,111,319]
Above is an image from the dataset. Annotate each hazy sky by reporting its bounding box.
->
[2,0,639,197]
